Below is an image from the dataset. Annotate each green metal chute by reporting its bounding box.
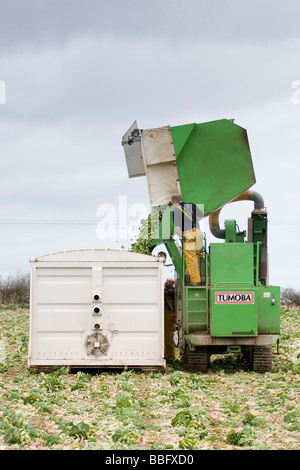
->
[171,119,255,216]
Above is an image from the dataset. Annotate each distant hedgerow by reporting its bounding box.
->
[0,271,30,305]
[281,287,300,306]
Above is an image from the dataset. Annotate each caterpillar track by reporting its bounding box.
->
[241,344,273,372]
[186,344,273,373]
[186,346,210,372]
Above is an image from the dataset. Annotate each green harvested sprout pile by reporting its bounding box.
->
[131,207,163,255]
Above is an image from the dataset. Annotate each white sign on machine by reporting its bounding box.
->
[215,292,255,304]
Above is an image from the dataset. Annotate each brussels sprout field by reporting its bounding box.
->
[0,305,299,450]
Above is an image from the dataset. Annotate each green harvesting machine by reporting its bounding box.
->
[122,119,280,372]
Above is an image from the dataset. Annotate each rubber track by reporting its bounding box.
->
[187,346,209,372]
[252,345,273,372]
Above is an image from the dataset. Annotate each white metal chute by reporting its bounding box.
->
[122,122,182,207]
[122,121,145,178]
[141,126,181,206]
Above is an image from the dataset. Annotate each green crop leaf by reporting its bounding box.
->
[171,410,193,427]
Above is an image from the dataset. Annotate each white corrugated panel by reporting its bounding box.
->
[121,122,182,206]
[141,126,182,206]
[28,250,165,369]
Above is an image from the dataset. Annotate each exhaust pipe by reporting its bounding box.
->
[209,190,265,239]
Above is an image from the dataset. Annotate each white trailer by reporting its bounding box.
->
[28,249,165,371]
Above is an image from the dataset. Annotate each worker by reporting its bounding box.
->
[170,194,203,286]
[164,278,176,359]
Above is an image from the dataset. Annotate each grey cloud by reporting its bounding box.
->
[1,0,300,53]
[1,34,296,129]
[0,0,299,288]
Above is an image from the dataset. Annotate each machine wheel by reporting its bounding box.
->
[186,346,210,372]
[242,345,273,373]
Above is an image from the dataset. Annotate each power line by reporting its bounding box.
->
[0,220,141,226]
[0,220,97,225]
[0,219,299,226]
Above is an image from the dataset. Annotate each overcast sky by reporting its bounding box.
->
[0,0,299,289]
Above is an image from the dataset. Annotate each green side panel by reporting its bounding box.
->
[211,288,257,337]
[210,243,254,286]
[252,213,268,246]
[164,240,185,282]
[171,119,256,216]
[257,286,280,334]
[184,287,208,334]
